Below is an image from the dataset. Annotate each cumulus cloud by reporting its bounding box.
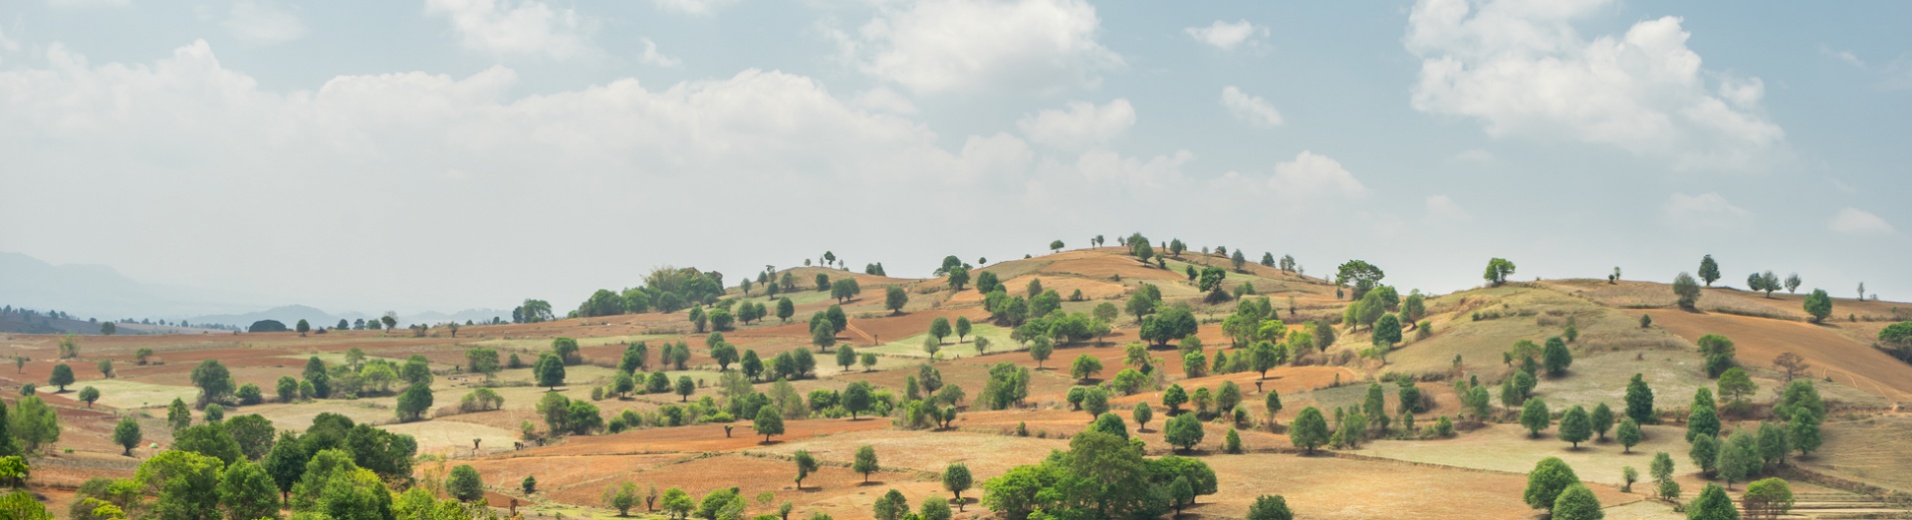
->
[223,0,308,45]
[1220,86,1282,127]
[1405,0,1784,171]
[1818,43,1865,68]
[1828,208,1895,235]
[1449,149,1495,164]
[651,0,736,16]
[1425,195,1471,221]
[638,38,681,67]
[1186,19,1266,51]
[425,0,596,59]
[1660,192,1752,232]
[839,0,1123,94]
[1211,151,1368,205]
[1016,99,1135,150]
[853,87,918,115]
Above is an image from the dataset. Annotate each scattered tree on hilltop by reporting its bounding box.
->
[1484,258,1516,286]
[1673,272,1702,310]
[1699,255,1721,287]
[1803,289,1833,324]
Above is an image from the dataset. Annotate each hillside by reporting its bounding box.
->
[4,247,1910,519]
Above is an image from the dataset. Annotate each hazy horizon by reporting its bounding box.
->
[3,0,1908,315]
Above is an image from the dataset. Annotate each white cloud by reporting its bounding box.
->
[1210,151,1367,202]
[1449,149,1495,164]
[1818,43,1865,68]
[1405,0,1784,171]
[0,27,18,57]
[1016,99,1135,150]
[651,0,736,16]
[841,0,1123,94]
[638,38,681,67]
[1828,208,1895,235]
[223,0,308,45]
[1220,86,1282,127]
[853,87,918,115]
[424,0,595,59]
[1425,194,1471,221]
[1186,19,1267,51]
[1660,192,1752,232]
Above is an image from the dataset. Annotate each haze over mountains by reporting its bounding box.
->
[0,252,502,328]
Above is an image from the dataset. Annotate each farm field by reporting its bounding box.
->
[4,248,1910,519]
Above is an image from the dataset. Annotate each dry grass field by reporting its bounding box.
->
[4,248,1909,519]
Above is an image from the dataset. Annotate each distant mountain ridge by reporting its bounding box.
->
[0,251,503,329]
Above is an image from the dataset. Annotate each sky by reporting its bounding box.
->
[2,0,1909,315]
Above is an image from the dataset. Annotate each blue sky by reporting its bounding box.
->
[2,0,1908,315]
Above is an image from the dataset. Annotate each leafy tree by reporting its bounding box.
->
[1617,418,1643,453]
[190,359,235,408]
[1698,334,1738,378]
[217,459,280,520]
[1523,457,1581,512]
[873,489,909,520]
[1132,402,1154,432]
[946,265,970,292]
[1698,255,1720,287]
[1718,430,1757,489]
[1742,478,1794,520]
[776,297,795,323]
[1784,273,1802,294]
[1247,495,1293,520]
[850,445,881,483]
[1286,407,1329,454]
[943,462,973,510]
[533,353,566,390]
[1674,272,1702,310]
[1551,484,1602,520]
[1161,384,1188,414]
[1688,388,1721,441]
[605,482,640,516]
[1755,422,1789,470]
[1165,413,1205,453]
[884,285,909,315]
[1803,289,1833,324]
[1690,433,1720,477]
[1543,336,1574,377]
[1717,367,1757,405]
[1688,484,1737,520]
[446,464,486,502]
[1139,306,1198,347]
[1334,260,1386,299]
[137,449,222,520]
[394,384,433,422]
[754,407,785,443]
[167,397,192,431]
[1590,402,1614,440]
[1626,374,1656,425]
[792,450,821,489]
[1070,354,1103,382]
[1373,314,1403,350]
[1521,399,1551,438]
[832,278,863,303]
[1558,405,1592,448]
[48,363,75,393]
[673,376,695,402]
[276,376,299,403]
[1484,258,1516,286]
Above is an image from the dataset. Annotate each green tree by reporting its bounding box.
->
[1523,457,1581,512]
[605,482,639,516]
[1133,402,1154,432]
[218,459,281,520]
[928,317,952,345]
[11,396,60,454]
[873,488,909,520]
[1521,398,1551,438]
[1373,314,1402,349]
[112,417,141,456]
[1742,478,1794,520]
[776,297,796,323]
[1626,374,1656,425]
[1558,405,1592,448]
[1334,260,1386,299]
[533,352,566,390]
[943,462,973,510]
[955,316,972,343]
[190,359,235,408]
[1674,272,1703,310]
[946,265,970,292]
[276,376,298,403]
[1484,258,1517,286]
[754,407,785,443]
[1717,431,1757,489]
[167,397,192,432]
[393,383,433,422]
[1687,484,1737,520]
[853,445,880,483]
[812,320,837,352]
[1689,388,1721,441]
[1070,354,1103,382]
[1247,495,1293,520]
[48,363,75,392]
[1162,384,1188,414]
[447,464,485,502]
[1551,483,1603,520]
[1755,422,1790,470]
[1803,289,1833,324]
[1617,418,1643,453]
[1543,337,1574,377]
[1789,413,1822,457]
[1690,434,1721,477]
[793,450,821,489]
[1717,367,1757,405]
[1165,413,1205,453]
[1698,255,1721,287]
[137,449,222,520]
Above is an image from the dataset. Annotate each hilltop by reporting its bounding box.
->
[3,245,1910,519]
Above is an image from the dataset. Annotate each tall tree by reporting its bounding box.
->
[1698,255,1721,287]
